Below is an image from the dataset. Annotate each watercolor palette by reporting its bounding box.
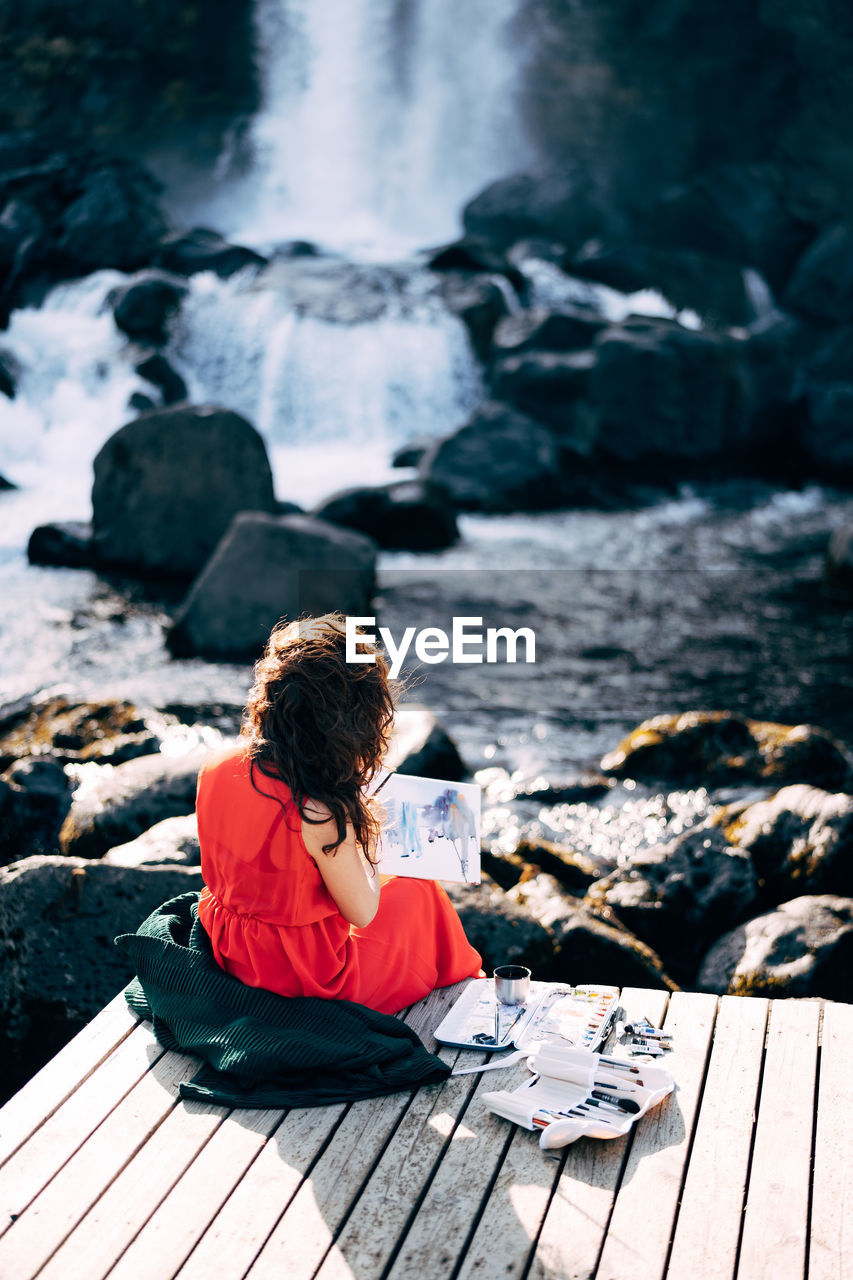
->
[434,980,620,1052]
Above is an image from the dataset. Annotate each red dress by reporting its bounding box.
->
[196,743,483,1015]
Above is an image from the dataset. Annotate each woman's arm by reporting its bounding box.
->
[301,801,381,928]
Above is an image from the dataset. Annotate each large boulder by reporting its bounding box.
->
[462,172,601,253]
[59,745,210,860]
[0,694,162,770]
[723,785,853,900]
[601,712,852,791]
[418,402,565,512]
[153,227,266,279]
[0,855,202,1100]
[0,759,71,866]
[27,520,93,568]
[108,270,188,345]
[826,525,853,594]
[104,813,200,868]
[589,320,753,465]
[507,873,677,989]
[587,825,759,983]
[385,705,466,781]
[697,895,853,1000]
[91,404,277,577]
[167,513,377,660]
[793,324,853,471]
[134,353,188,406]
[443,875,556,975]
[313,480,458,552]
[56,159,167,275]
[491,349,599,445]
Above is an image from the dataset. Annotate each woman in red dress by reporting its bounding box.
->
[196,614,482,1015]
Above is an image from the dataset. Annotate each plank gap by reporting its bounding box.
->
[731,1021,768,1279]
[804,1035,822,1280]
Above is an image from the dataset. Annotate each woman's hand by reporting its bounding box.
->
[301,801,381,928]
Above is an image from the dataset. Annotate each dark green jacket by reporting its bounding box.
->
[115,891,450,1109]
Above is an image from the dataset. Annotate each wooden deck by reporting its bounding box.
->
[0,984,850,1280]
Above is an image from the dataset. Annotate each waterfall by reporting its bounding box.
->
[217,0,534,252]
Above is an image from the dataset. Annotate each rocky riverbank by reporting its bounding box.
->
[2,695,851,1104]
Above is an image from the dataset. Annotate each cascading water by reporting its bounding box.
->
[206,0,535,252]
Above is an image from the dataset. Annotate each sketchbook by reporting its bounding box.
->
[373,772,481,884]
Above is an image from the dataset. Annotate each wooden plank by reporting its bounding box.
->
[811,1001,853,1280]
[529,987,671,1280]
[37,1096,227,1280]
[314,1046,486,1280]
[596,989,718,1280]
[0,989,139,1170]
[104,1108,284,1280]
[666,995,768,1279]
[0,1045,199,1280]
[738,999,820,1280]
[242,982,474,1279]
[174,1103,347,1280]
[0,1023,163,1238]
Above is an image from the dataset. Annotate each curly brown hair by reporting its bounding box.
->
[242,614,394,860]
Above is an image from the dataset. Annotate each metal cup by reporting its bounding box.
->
[493,964,532,1006]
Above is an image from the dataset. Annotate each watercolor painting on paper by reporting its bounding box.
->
[375,773,481,884]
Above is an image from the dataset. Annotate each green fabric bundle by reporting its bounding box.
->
[115,891,450,1108]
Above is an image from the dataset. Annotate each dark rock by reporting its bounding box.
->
[0,694,162,770]
[275,500,304,516]
[648,164,813,291]
[462,172,600,253]
[738,310,802,450]
[491,307,607,360]
[428,238,526,293]
[59,745,210,860]
[590,321,753,464]
[391,439,431,468]
[128,391,157,414]
[27,521,93,569]
[601,712,852,791]
[587,825,759,982]
[153,227,266,280]
[92,404,277,577]
[569,239,759,327]
[270,240,321,260]
[56,159,167,275]
[507,873,677,989]
[443,875,556,975]
[386,706,467,782]
[313,480,458,552]
[419,402,565,512]
[0,855,202,1098]
[0,473,14,490]
[439,274,511,362]
[723,785,853,900]
[134,353,188,406]
[0,758,71,865]
[0,349,21,399]
[784,224,853,323]
[108,270,188,345]
[104,813,200,868]
[511,838,603,895]
[801,385,853,472]
[167,514,376,661]
[696,895,853,1000]
[492,349,599,446]
[826,525,853,594]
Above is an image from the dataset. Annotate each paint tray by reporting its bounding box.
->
[433,980,620,1052]
[482,1044,675,1151]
